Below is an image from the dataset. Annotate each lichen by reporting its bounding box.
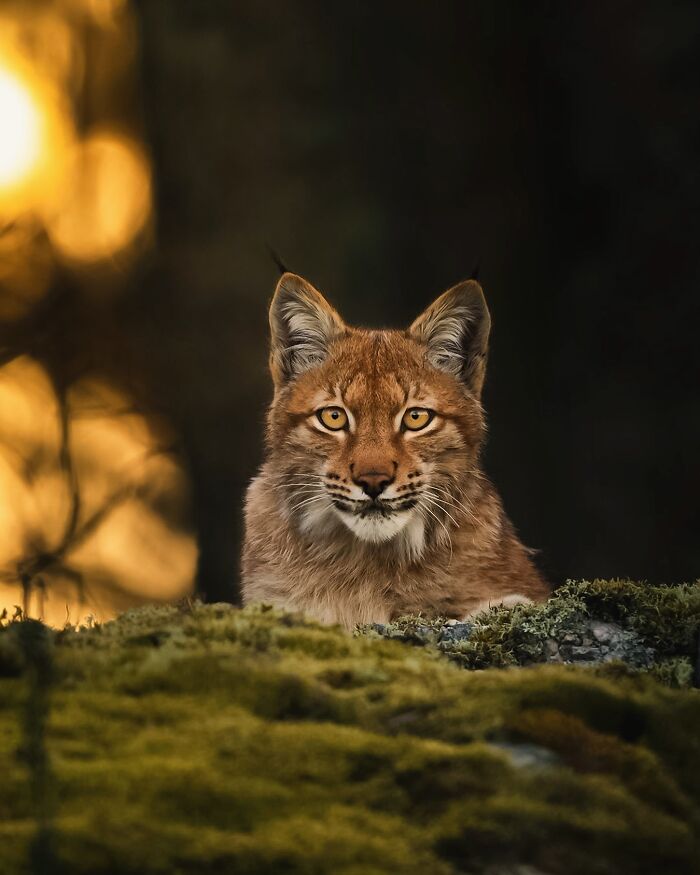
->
[363,579,700,681]
[1,582,699,874]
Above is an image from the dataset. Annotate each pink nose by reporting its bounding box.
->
[352,469,394,499]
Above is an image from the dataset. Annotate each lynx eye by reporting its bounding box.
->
[317,406,348,431]
[402,408,433,431]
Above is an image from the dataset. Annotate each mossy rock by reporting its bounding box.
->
[1,581,700,874]
[366,579,700,686]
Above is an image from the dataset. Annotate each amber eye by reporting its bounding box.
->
[317,406,348,431]
[402,408,433,431]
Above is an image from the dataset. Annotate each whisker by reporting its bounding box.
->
[419,504,453,566]
[276,472,327,477]
[266,480,324,488]
[425,484,479,522]
[423,488,475,523]
[430,472,480,502]
[421,494,459,528]
[268,484,326,492]
[426,481,472,506]
[287,494,328,513]
[272,475,328,483]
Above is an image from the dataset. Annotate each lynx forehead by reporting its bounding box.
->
[242,272,548,628]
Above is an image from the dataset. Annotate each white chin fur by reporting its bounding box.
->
[334,507,413,543]
[299,503,426,561]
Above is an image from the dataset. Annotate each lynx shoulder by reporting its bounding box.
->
[242,272,549,628]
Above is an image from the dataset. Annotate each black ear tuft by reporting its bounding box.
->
[266,244,290,276]
[469,259,481,282]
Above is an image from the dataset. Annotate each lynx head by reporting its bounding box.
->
[265,272,491,558]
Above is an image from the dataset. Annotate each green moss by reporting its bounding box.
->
[650,657,695,688]
[365,579,700,679]
[1,583,700,873]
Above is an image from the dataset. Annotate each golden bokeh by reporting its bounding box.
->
[0,67,42,188]
[84,0,129,28]
[0,359,197,627]
[47,130,152,263]
[0,37,73,219]
[0,2,193,627]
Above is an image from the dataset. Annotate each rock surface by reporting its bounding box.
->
[543,619,654,666]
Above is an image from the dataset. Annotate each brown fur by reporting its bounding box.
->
[242,273,549,628]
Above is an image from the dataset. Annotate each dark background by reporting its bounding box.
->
[120,0,699,599]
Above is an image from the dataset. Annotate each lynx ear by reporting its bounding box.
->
[269,273,346,385]
[409,279,491,397]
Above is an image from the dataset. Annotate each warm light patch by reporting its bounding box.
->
[0,67,41,188]
[0,359,196,627]
[0,41,72,218]
[48,130,152,263]
[85,0,128,28]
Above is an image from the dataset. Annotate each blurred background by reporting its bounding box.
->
[0,0,698,624]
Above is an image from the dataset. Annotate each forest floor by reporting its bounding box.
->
[1,579,700,874]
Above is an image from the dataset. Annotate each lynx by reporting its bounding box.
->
[242,272,549,628]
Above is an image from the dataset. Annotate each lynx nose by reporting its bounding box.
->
[351,468,394,499]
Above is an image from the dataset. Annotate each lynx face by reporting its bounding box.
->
[246,271,549,624]
[265,274,491,556]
